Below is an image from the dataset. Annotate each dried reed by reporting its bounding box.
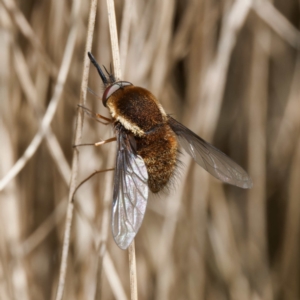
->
[0,0,300,299]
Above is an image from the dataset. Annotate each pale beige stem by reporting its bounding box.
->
[55,0,97,299]
[105,0,138,299]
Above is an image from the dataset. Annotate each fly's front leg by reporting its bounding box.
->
[78,104,113,125]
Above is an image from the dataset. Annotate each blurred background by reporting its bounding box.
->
[0,0,300,299]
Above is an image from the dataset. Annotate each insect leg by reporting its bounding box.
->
[71,168,115,202]
[87,86,101,99]
[78,104,113,125]
[73,137,116,148]
[94,137,116,146]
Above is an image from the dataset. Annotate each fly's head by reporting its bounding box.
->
[88,52,132,108]
[88,52,167,135]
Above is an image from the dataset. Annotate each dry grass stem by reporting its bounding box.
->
[128,241,138,300]
[119,0,134,74]
[106,0,122,79]
[17,199,67,258]
[2,0,57,75]
[279,137,300,298]
[2,0,300,299]
[12,46,71,184]
[103,252,128,300]
[55,0,97,299]
[105,0,138,299]
[0,0,79,192]
[252,0,300,49]
[247,17,273,299]
[195,0,252,139]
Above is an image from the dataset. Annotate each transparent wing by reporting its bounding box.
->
[112,126,149,250]
[168,117,252,189]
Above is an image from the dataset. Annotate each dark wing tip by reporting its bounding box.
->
[168,116,253,189]
[241,176,253,189]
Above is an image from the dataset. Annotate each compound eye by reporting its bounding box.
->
[102,81,132,107]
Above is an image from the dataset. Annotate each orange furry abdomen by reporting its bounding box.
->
[136,124,178,193]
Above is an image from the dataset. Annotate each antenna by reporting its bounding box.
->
[88,52,109,85]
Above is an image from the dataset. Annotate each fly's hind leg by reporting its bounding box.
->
[72,168,114,203]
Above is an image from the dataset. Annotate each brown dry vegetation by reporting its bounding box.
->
[0,0,300,299]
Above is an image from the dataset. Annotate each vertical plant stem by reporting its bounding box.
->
[105,0,138,299]
[119,0,134,75]
[128,240,138,300]
[55,0,98,299]
[106,0,121,79]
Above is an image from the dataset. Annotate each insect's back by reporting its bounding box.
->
[106,86,179,193]
[136,124,178,193]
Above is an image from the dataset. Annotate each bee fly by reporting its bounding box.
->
[87,52,252,250]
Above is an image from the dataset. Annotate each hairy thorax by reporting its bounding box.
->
[107,86,178,193]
